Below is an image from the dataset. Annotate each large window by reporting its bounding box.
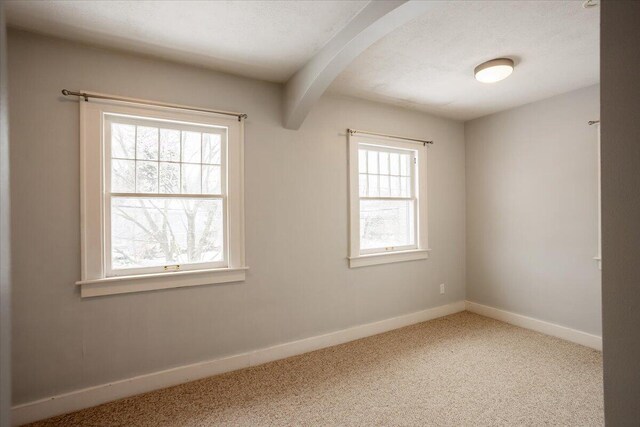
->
[78,99,245,297]
[348,132,429,268]
[106,117,226,275]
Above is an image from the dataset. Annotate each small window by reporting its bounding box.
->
[78,99,246,296]
[348,132,429,267]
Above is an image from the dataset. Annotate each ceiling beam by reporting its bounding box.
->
[282,0,431,130]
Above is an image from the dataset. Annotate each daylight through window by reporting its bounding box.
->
[348,132,429,268]
[358,145,416,252]
[78,99,245,297]
[106,116,228,275]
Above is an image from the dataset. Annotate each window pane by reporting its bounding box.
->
[111,197,223,270]
[111,123,135,159]
[111,159,135,192]
[379,151,389,175]
[136,161,158,193]
[136,126,159,160]
[359,173,368,197]
[400,177,412,198]
[359,146,416,199]
[379,175,390,197]
[400,153,411,176]
[367,150,378,174]
[159,162,180,194]
[390,152,400,175]
[202,133,222,164]
[182,131,201,163]
[368,174,379,197]
[202,165,221,194]
[182,164,201,193]
[360,199,415,250]
[358,149,367,174]
[390,176,401,197]
[160,129,180,162]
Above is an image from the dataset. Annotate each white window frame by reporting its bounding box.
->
[348,132,430,268]
[103,115,229,277]
[77,98,246,297]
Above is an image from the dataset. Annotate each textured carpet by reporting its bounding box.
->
[27,312,604,426]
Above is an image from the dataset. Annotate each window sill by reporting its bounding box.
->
[76,267,248,298]
[348,249,430,268]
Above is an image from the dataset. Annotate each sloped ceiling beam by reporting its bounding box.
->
[283,0,431,130]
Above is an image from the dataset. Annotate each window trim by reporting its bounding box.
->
[78,97,246,297]
[348,132,429,268]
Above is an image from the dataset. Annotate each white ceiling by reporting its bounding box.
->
[5,0,599,122]
[4,0,368,82]
[329,1,600,121]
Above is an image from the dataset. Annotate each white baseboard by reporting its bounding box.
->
[465,300,602,351]
[12,300,466,426]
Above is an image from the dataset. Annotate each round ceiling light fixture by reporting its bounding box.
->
[474,58,515,83]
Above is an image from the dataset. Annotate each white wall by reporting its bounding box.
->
[465,85,601,335]
[8,30,466,405]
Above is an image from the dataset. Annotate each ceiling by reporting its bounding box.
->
[5,0,599,122]
[4,0,368,82]
[329,1,600,120]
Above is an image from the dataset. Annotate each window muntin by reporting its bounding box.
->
[104,114,228,276]
[357,144,418,254]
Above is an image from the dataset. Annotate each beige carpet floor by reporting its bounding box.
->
[28,312,604,426]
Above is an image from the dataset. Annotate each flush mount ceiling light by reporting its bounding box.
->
[474,58,515,83]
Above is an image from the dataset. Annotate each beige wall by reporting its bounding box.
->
[465,85,601,335]
[8,30,466,405]
[601,1,640,424]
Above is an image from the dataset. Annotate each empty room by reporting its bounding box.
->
[1,0,639,426]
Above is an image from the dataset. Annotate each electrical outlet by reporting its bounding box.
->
[439,283,445,295]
